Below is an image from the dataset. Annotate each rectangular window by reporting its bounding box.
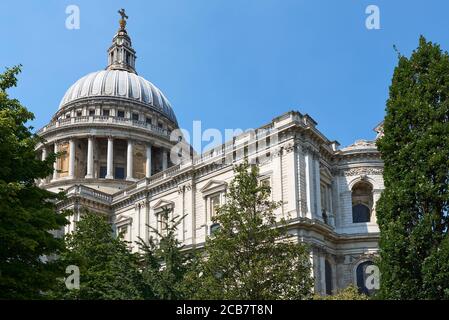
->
[102,109,110,117]
[115,167,125,180]
[76,110,82,117]
[118,225,128,239]
[210,194,220,218]
[145,117,152,125]
[89,109,95,116]
[117,110,125,118]
[260,177,271,197]
[159,210,169,236]
[132,113,139,121]
[99,166,107,179]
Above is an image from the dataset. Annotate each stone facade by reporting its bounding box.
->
[37,15,383,295]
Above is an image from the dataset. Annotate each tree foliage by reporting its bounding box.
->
[376,36,449,299]
[314,285,369,300]
[137,208,194,300]
[52,211,143,299]
[188,161,313,300]
[0,66,68,299]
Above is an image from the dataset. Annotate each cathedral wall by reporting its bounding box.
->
[53,111,384,295]
[335,172,383,234]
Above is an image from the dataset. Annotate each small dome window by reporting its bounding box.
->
[351,181,373,223]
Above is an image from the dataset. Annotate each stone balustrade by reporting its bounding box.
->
[66,184,113,204]
[37,115,170,137]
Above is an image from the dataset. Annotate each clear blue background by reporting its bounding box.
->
[1,0,448,149]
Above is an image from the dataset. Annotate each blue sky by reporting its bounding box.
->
[1,0,449,148]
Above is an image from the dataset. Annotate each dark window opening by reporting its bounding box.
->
[325,260,333,295]
[210,223,221,235]
[352,204,371,223]
[115,167,125,180]
[132,113,139,121]
[102,109,110,117]
[351,181,373,223]
[117,110,125,118]
[99,166,107,179]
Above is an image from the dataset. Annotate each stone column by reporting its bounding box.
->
[284,142,299,216]
[126,140,134,180]
[52,142,58,180]
[304,151,314,219]
[162,148,168,171]
[319,255,327,295]
[372,189,382,224]
[40,147,48,185]
[41,147,47,161]
[68,139,76,178]
[85,136,94,179]
[314,156,322,221]
[106,137,114,179]
[144,200,150,244]
[145,144,152,178]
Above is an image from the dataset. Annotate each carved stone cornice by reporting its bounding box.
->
[177,182,192,194]
[342,167,383,177]
[282,141,295,154]
[134,199,147,209]
[272,146,283,158]
[301,144,320,158]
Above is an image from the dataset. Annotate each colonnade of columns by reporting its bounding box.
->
[40,137,170,183]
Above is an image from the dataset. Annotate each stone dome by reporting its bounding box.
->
[59,70,177,124]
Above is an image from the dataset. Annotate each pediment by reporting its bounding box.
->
[200,180,227,197]
[115,214,132,226]
[152,199,175,210]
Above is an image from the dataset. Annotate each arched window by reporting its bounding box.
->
[351,181,373,223]
[325,260,333,295]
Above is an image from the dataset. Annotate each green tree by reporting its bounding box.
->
[52,211,143,299]
[376,36,449,299]
[0,66,68,299]
[189,160,313,300]
[137,208,193,300]
[313,285,369,300]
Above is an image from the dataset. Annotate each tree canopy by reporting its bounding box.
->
[52,211,144,299]
[187,161,313,300]
[137,208,194,300]
[0,66,68,299]
[376,36,449,299]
